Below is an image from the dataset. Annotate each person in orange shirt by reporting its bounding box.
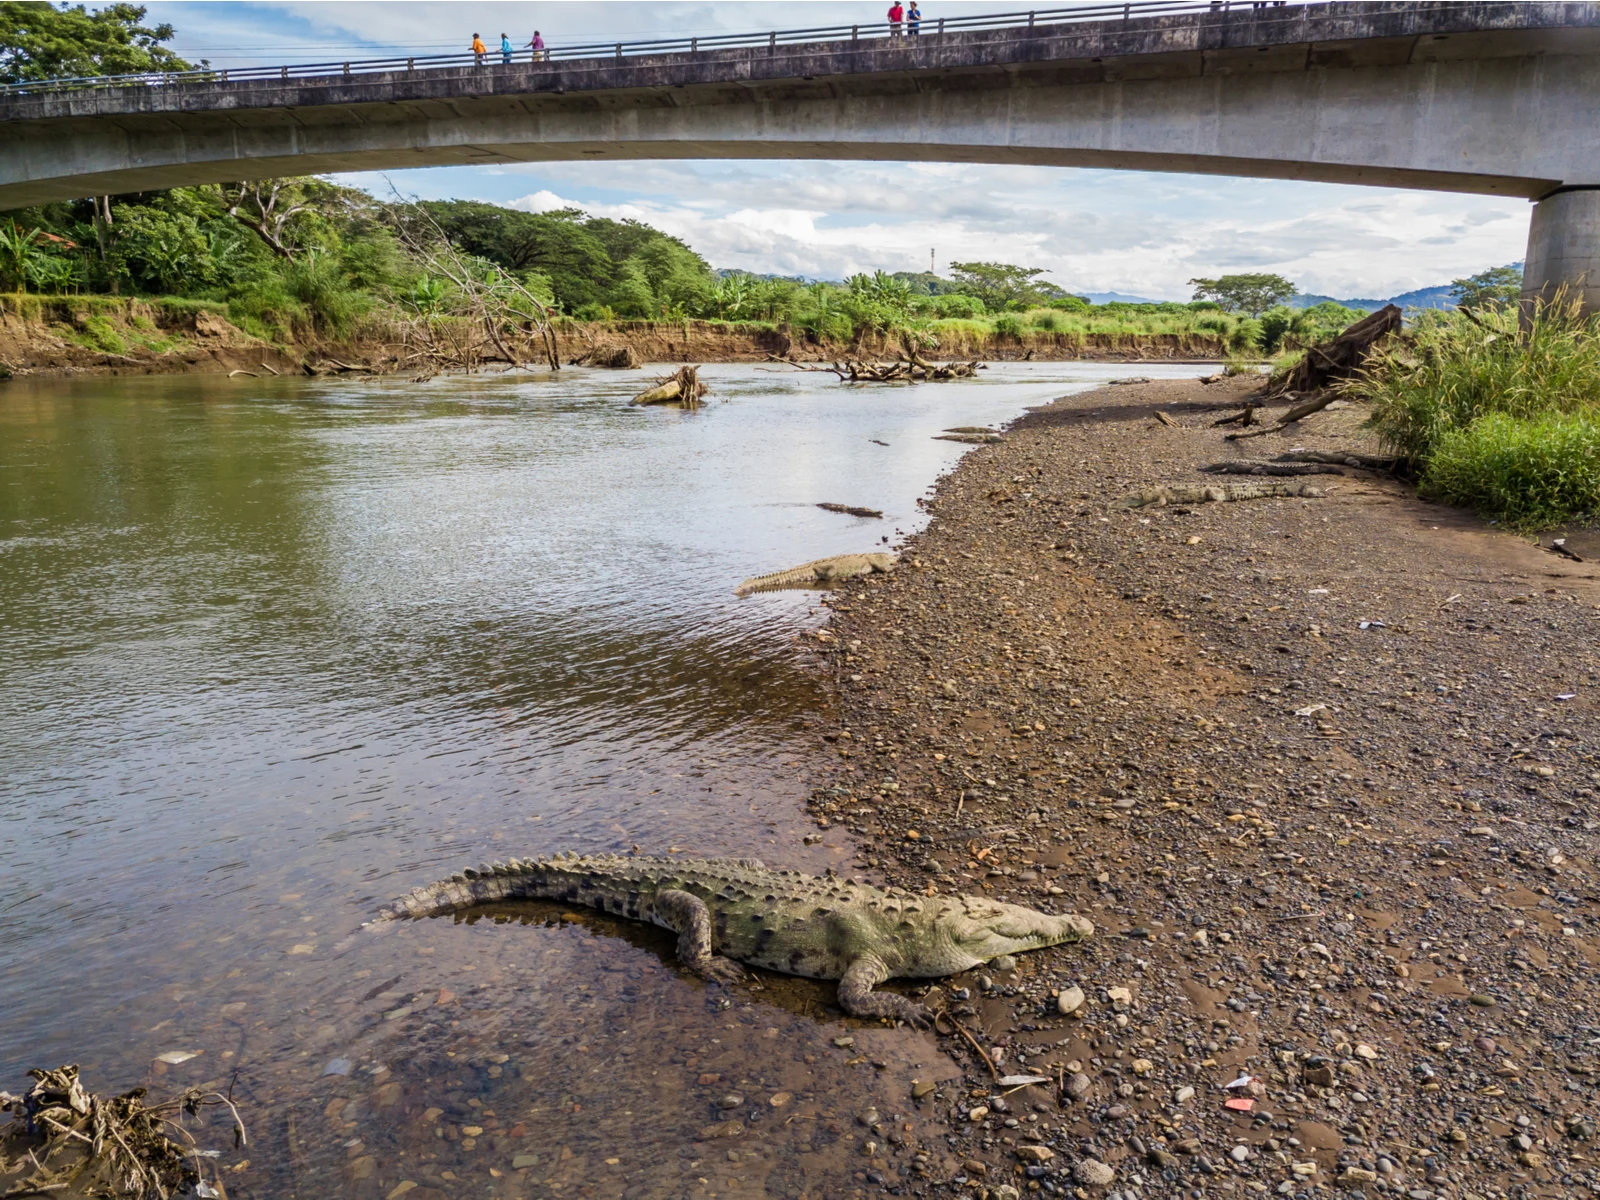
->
[471,32,487,65]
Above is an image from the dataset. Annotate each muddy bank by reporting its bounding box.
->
[804,376,1600,1197]
[0,297,1225,378]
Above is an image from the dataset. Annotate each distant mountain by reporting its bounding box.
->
[1289,265,1522,314]
[1080,291,1162,305]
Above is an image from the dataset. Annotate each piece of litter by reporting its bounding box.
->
[998,1075,1052,1088]
[1224,1097,1255,1112]
[1557,693,1577,702]
[1358,620,1386,630]
[1294,704,1327,718]
[195,1149,223,1158]
[1308,588,1329,594]
[322,1058,353,1076]
[1224,1074,1257,1090]
[196,1184,220,1199]
[154,1050,199,1065]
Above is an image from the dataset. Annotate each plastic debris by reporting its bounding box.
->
[1294,704,1327,718]
[1557,693,1577,701]
[998,1075,1053,1088]
[1358,620,1386,630]
[322,1058,352,1076]
[1224,1074,1257,1090]
[153,1051,198,1065]
[1224,1097,1255,1112]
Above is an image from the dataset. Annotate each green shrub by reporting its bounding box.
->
[1028,309,1065,332]
[1259,306,1294,354]
[78,314,127,354]
[1048,295,1090,313]
[992,313,1023,337]
[1423,412,1600,527]
[1228,318,1263,353]
[930,293,985,319]
[1355,298,1600,463]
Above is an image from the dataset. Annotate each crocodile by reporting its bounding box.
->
[1117,481,1326,509]
[734,552,895,596]
[374,852,1093,1025]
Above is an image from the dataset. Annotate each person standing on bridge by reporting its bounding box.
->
[888,1,903,35]
[501,33,513,63]
[528,30,547,61]
[471,32,487,65]
[907,1,921,34]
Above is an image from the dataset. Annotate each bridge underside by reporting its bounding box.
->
[1,2,1596,306]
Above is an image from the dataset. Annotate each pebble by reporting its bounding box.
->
[717,1094,744,1109]
[968,1106,990,1122]
[321,1057,352,1077]
[911,1080,936,1100]
[1016,1145,1055,1163]
[1229,1145,1249,1163]
[385,1184,417,1200]
[1056,986,1086,1015]
[1105,986,1132,1004]
[1175,1085,1195,1103]
[768,1092,792,1107]
[1074,1158,1116,1187]
[1065,1073,1091,1100]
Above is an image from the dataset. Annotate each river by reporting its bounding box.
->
[0,361,1207,1199]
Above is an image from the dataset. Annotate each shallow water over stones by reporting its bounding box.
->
[0,361,1206,1197]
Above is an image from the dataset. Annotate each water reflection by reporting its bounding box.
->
[0,361,1205,1196]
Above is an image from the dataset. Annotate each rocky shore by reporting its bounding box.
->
[805,377,1600,1200]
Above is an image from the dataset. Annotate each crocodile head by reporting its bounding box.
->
[953,899,1094,965]
[895,897,1094,976]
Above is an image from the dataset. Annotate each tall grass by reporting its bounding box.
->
[1350,295,1600,527]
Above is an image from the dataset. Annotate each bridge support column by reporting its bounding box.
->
[1522,188,1600,316]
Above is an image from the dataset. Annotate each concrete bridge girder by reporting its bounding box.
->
[1,2,1598,306]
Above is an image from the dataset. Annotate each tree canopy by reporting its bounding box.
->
[946,261,1059,311]
[1188,272,1297,316]
[0,1,192,83]
[1451,264,1522,311]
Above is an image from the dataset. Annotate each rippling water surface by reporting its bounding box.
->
[0,361,1205,1198]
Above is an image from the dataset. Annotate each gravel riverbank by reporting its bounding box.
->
[805,377,1600,1200]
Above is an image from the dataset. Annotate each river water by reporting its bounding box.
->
[0,361,1205,1199]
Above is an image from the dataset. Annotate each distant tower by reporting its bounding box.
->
[930,248,936,274]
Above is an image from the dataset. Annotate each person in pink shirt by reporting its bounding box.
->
[888,2,904,35]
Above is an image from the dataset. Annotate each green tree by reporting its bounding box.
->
[0,221,40,290]
[605,258,655,318]
[1452,264,1522,311]
[1188,273,1296,316]
[946,261,1053,311]
[0,1,193,83]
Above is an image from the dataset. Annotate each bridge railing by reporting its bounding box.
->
[0,0,1303,97]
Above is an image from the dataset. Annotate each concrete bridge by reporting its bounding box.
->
[1,1,1597,309]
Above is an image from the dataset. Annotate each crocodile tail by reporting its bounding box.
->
[368,855,568,925]
[734,564,821,596]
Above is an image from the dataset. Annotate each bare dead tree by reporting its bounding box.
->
[380,195,560,374]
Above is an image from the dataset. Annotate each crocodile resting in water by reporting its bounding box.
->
[375,852,1093,1025]
[734,552,895,596]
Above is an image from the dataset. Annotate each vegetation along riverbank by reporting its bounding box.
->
[0,178,1366,378]
[797,372,1600,1197]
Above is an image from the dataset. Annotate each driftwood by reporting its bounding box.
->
[935,433,1003,445]
[1224,305,1404,440]
[590,343,641,369]
[632,364,709,407]
[1154,411,1179,427]
[1211,403,1260,427]
[1201,461,1345,477]
[1278,449,1400,471]
[1117,481,1327,509]
[817,503,884,518]
[0,1064,246,1200]
[1268,304,1403,398]
[770,353,981,383]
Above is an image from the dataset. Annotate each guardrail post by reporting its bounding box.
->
[691,37,697,52]
[769,31,776,49]
[220,69,228,81]
[280,65,288,79]
[1028,11,1035,27]
[938,17,945,33]
[615,42,623,58]
[342,62,350,75]
[407,57,414,71]
[852,24,858,39]
[1124,3,1131,17]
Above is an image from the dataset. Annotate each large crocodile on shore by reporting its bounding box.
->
[734,552,895,596]
[374,853,1092,1025]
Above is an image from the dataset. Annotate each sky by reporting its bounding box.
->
[138,1,1534,301]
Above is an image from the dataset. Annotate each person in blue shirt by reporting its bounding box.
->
[500,33,513,63]
[907,1,921,33]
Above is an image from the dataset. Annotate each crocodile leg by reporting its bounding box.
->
[656,889,743,986]
[839,954,933,1029]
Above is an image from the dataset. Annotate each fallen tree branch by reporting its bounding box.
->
[632,364,709,407]
[1201,461,1345,477]
[817,503,884,518]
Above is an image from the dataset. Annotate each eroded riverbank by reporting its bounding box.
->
[807,377,1600,1198]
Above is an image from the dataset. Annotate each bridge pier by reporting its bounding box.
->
[1522,189,1600,316]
